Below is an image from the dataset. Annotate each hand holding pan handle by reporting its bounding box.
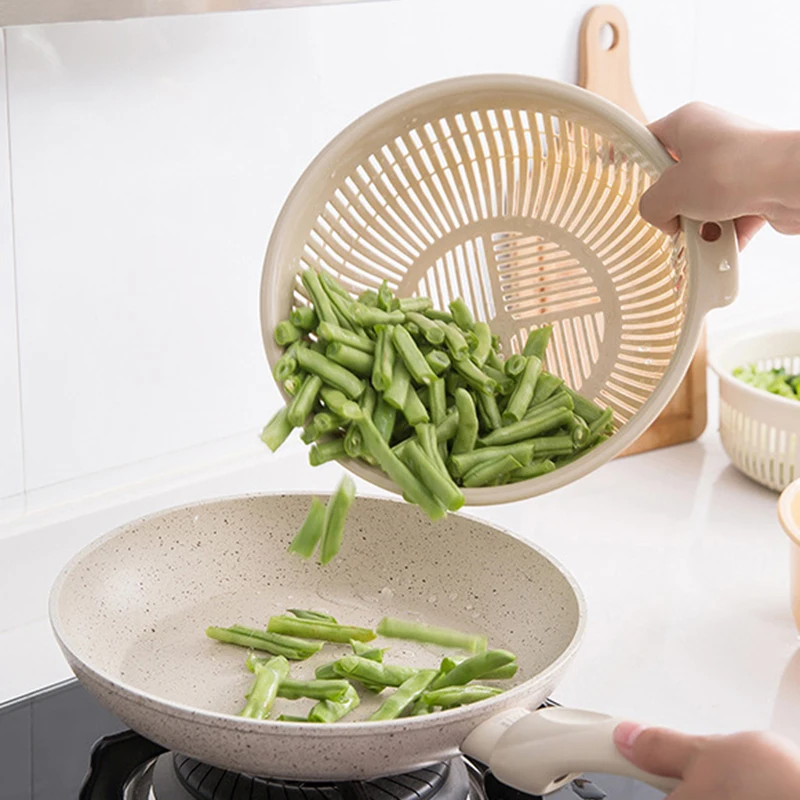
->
[461,706,680,796]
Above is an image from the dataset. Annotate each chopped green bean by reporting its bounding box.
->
[449,298,475,331]
[569,415,590,447]
[275,320,303,346]
[446,371,467,395]
[425,308,454,323]
[480,406,573,447]
[318,269,352,299]
[524,390,573,418]
[377,280,394,311]
[462,455,523,487]
[384,360,411,410]
[406,312,446,345]
[376,617,487,653]
[320,387,362,420]
[290,305,318,331]
[288,375,323,427]
[436,409,460,443]
[309,684,360,723]
[288,497,326,558]
[309,438,347,466]
[375,325,397,392]
[454,358,496,395]
[522,325,552,360]
[564,386,605,424]
[318,321,375,353]
[403,389,430,426]
[319,475,356,565]
[511,459,556,481]
[451,389,478,455]
[314,662,339,680]
[589,406,614,439]
[402,440,464,512]
[483,662,519,680]
[358,289,379,307]
[301,270,337,326]
[393,326,437,386]
[273,343,300,382]
[267,615,375,643]
[284,374,305,397]
[260,407,293,453]
[428,377,447,426]
[429,650,516,689]
[206,626,323,660]
[438,322,470,361]
[425,349,451,376]
[449,441,535,477]
[396,296,432,313]
[326,342,373,378]
[289,609,337,623]
[296,347,365,399]
[239,655,290,719]
[531,372,564,404]
[483,365,515,396]
[370,670,438,721]
[333,656,417,687]
[486,348,505,372]
[502,356,542,424]
[505,354,527,378]
[351,304,405,327]
[278,678,351,702]
[278,715,309,723]
[351,640,387,662]
[477,391,503,431]
[373,397,397,443]
[416,423,449,475]
[422,685,502,709]
[471,322,492,367]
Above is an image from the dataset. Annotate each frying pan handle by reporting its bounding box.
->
[461,706,679,796]
[684,218,739,312]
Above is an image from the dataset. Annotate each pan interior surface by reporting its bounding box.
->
[52,494,582,723]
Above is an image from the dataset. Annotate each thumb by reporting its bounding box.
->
[614,722,699,779]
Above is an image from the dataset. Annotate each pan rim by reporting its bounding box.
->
[49,490,587,736]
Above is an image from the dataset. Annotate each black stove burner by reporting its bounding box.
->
[171,756,468,800]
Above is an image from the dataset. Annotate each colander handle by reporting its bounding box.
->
[683,218,739,311]
[462,706,680,796]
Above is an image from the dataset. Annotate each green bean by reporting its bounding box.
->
[555,434,609,465]
[309,684,360,723]
[384,360,411,410]
[403,389,430,426]
[569,415,590,447]
[531,372,564,404]
[376,617,487,653]
[314,662,339,680]
[240,655,290,719]
[370,670,438,721]
[589,406,614,438]
[429,650,516,689]
[359,288,379,307]
[377,280,394,311]
[289,609,337,623]
[483,366,515,396]
[268,615,376,643]
[275,320,303,346]
[524,390,573,418]
[284,374,305,397]
[288,375,323,427]
[503,356,542,424]
[451,389,478,455]
[564,386,605,424]
[505,354,527,378]
[471,322,492,367]
[427,377,446,426]
[522,325,552,360]
[406,312,446,345]
[296,347,365,399]
[446,372,466,396]
[278,715,309,723]
[483,662,519,680]
[462,454,523,487]
[318,321,375,353]
[375,326,397,391]
[396,296,432,313]
[454,358,496,395]
[511,459,556,481]
[422,685,502,709]
[358,416,445,520]
[449,442,534,477]
[351,640,387,661]
[290,305,318,331]
[416,423,449,476]
[402,440,464,512]
[477,391,503,430]
[274,343,300,382]
[392,326,437,386]
[206,626,323,660]
[319,474,356,565]
[326,342,373,378]
[449,298,475,331]
[320,387,362,420]
[463,329,479,350]
[318,269,352,299]
[436,409,460,443]
[480,407,573,447]
[486,348,505,372]
[371,327,386,391]
[373,397,397,443]
[301,270,337,326]
[278,678,351,702]
[351,304,405,327]
[425,308,454,323]
[309,438,346,466]
[260,407,294,452]
[425,350,451,376]
[438,322,470,361]
[288,497,326,558]
[310,338,327,354]
[333,656,417,687]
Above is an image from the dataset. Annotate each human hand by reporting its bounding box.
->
[641,102,800,248]
[614,721,800,799]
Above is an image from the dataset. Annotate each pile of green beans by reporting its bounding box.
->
[263,269,614,523]
[208,611,519,722]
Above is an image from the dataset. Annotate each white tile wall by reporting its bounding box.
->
[4,0,697,499]
[0,31,25,501]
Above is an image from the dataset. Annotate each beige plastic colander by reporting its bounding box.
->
[260,74,739,504]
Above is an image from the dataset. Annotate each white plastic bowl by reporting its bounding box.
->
[709,329,800,491]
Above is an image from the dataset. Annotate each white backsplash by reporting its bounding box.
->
[1,0,798,517]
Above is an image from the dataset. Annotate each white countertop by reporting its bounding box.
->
[2,410,799,746]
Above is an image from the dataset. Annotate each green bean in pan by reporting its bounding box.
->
[290,305,318,331]
[319,475,356,565]
[260,407,293,453]
[288,375,323,427]
[462,454,524,488]
[278,678,351,702]
[268,615,375,643]
[308,684,360,723]
[301,270,337,326]
[406,312,446,345]
[278,715,310,723]
[239,655,290,719]
[314,662,339,680]
[522,325,552,360]
[480,406,573,446]
[483,662,519,680]
[422,685,503,709]
[287,497,326,558]
[376,617,487,653]
[296,347,365,399]
[449,298,475,331]
[370,670,438,721]
[318,321,375,353]
[289,609,337,623]
[451,389,478,455]
[309,439,347,466]
[274,320,303,346]
[206,626,323,660]
[332,656,417,688]
[429,650,516,689]
[351,640,387,661]
[502,356,542,424]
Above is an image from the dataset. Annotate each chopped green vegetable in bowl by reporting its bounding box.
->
[733,363,800,401]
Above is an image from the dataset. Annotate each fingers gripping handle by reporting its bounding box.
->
[684,218,739,312]
[461,707,680,796]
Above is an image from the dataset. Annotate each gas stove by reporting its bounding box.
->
[0,682,666,800]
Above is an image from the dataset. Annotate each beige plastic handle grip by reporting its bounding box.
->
[461,706,679,796]
[683,218,739,312]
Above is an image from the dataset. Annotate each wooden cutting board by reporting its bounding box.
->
[578,4,707,457]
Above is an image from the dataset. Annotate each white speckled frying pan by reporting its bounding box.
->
[49,494,676,795]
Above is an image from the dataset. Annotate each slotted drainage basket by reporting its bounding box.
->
[261,75,738,504]
[710,330,800,491]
